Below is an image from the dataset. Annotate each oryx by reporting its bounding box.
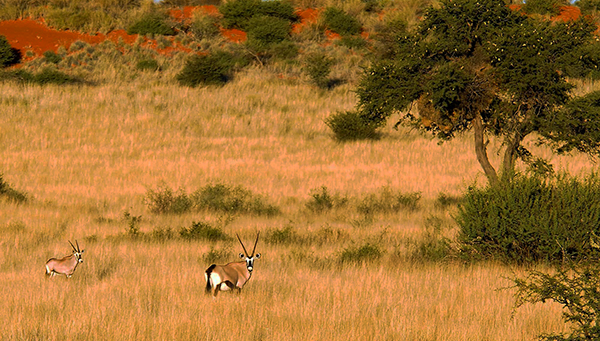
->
[45,240,84,278]
[205,232,261,297]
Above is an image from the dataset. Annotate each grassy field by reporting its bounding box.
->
[0,67,596,340]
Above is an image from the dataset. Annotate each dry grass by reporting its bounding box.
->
[0,67,595,340]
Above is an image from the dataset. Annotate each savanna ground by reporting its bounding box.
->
[1,66,599,340]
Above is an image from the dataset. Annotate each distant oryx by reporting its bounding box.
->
[205,232,261,297]
[45,240,84,278]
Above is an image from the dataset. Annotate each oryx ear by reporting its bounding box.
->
[255,253,261,259]
[239,253,245,259]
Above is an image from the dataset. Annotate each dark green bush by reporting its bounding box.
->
[337,35,367,50]
[127,13,175,36]
[0,34,20,67]
[303,52,334,89]
[33,67,78,85]
[220,0,297,30]
[246,15,291,48]
[136,59,160,72]
[144,183,192,214]
[258,0,297,22]
[265,224,300,245]
[522,0,566,15]
[456,174,600,264]
[0,174,27,203]
[435,192,463,209]
[305,186,348,213]
[179,221,230,241]
[43,50,62,64]
[269,40,299,59]
[322,7,362,36]
[192,183,279,216]
[325,110,381,141]
[190,13,220,40]
[357,187,421,214]
[339,243,383,264]
[176,50,243,87]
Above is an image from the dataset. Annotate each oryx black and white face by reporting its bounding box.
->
[70,240,85,263]
[237,233,260,272]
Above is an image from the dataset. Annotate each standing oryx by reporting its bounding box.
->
[45,240,84,278]
[205,232,261,297]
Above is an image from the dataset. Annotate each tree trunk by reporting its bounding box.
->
[473,113,500,186]
[501,133,522,181]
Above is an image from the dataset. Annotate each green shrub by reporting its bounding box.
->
[337,35,367,50]
[0,34,20,67]
[136,59,160,72]
[127,13,175,36]
[357,187,421,214]
[305,186,348,213]
[246,15,291,49]
[435,192,463,209]
[512,265,600,341]
[265,224,299,245]
[339,243,383,264]
[258,0,297,22]
[122,210,142,238]
[325,110,381,141]
[269,40,299,59]
[220,0,261,29]
[202,246,232,264]
[33,68,79,85]
[190,13,220,40]
[456,174,600,264]
[176,50,244,87]
[179,221,230,241]
[43,50,62,64]
[303,52,334,89]
[192,183,279,216]
[322,7,362,36]
[144,183,192,215]
[0,174,27,203]
[522,0,566,15]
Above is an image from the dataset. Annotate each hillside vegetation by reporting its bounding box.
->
[2,0,600,340]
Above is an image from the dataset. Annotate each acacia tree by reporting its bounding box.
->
[357,0,600,186]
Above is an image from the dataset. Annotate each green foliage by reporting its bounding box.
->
[325,110,380,141]
[43,50,61,64]
[302,52,334,89]
[0,34,20,67]
[189,13,220,40]
[265,224,300,245]
[127,13,175,36]
[339,243,383,264]
[202,246,232,264]
[32,67,78,85]
[220,0,297,30]
[336,35,367,50]
[577,0,600,14]
[305,186,348,213]
[136,58,160,72]
[192,183,279,216]
[408,216,453,262]
[122,210,142,238]
[176,50,244,87]
[512,265,600,341]
[144,183,192,215]
[434,192,463,209]
[246,15,291,49]
[357,187,421,215]
[522,0,567,15]
[456,174,600,264]
[0,174,27,204]
[322,7,362,36]
[179,221,230,241]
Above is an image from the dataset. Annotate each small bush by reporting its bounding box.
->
[357,187,421,215]
[435,192,463,209]
[322,7,362,36]
[190,13,220,40]
[246,15,291,49]
[192,183,279,216]
[0,174,27,203]
[325,110,381,141]
[220,0,297,30]
[33,67,78,85]
[127,13,175,36]
[269,40,299,59]
[122,210,142,238]
[43,50,62,64]
[305,186,348,213]
[136,59,160,72]
[176,50,243,87]
[179,221,230,241]
[144,183,192,215]
[202,247,232,264]
[337,35,367,50]
[149,227,175,242]
[456,173,600,263]
[265,224,299,245]
[339,243,383,264]
[303,52,334,89]
[0,34,20,67]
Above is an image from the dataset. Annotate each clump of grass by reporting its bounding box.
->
[357,187,421,214]
[144,183,192,215]
[305,186,348,213]
[338,243,383,264]
[122,210,142,238]
[0,173,27,204]
[325,110,381,141]
[435,192,463,209]
[179,221,231,241]
[202,247,232,264]
[43,50,62,64]
[136,59,160,72]
[265,224,300,245]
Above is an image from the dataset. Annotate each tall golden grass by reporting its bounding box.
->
[0,67,595,340]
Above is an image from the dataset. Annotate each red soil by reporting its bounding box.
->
[169,5,221,23]
[292,8,320,34]
[508,4,582,22]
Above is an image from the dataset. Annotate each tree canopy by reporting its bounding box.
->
[356,0,600,185]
